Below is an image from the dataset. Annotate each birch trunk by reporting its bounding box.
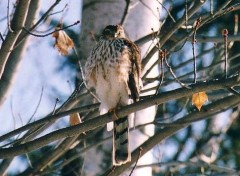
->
[0,0,41,106]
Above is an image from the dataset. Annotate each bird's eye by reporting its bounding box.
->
[104,29,111,33]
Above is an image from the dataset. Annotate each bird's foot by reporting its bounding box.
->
[109,108,119,121]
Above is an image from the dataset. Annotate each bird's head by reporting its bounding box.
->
[102,25,125,40]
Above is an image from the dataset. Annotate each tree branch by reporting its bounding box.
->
[101,94,240,176]
[0,0,31,79]
[0,103,99,143]
[0,0,40,106]
[141,0,206,68]
[0,76,239,158]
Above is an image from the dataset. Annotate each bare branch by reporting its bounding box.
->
[163,50,189,88]
[120,0,131,25]
[0,0,41,107]
[13,0,62,49]
[0,76,239,158]
[101,94,240,176]
[141,0,206,68]
[0,103,99,143]
[7,0,14,32]
[23,20,80,37]
[192,17,201,83]
[156,0,176,23]
[0,0,31,79]
[222,29,228,78]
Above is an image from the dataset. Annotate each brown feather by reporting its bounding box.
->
[123,39,141,102]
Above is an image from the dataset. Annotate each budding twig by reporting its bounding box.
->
[23,20,80,37]
[192,17,201,84]
[155,51,164,95]
[223,29,228,78]
[52,98,60,115]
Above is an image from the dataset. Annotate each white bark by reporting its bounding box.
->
[125,1,161,176]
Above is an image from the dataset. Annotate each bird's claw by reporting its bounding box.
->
[109,108,119,121]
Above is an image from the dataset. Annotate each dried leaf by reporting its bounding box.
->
[52,29,74,55]
[70,113,82,126]
[192,92,208,111]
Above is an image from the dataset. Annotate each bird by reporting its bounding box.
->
[85,25,142,166]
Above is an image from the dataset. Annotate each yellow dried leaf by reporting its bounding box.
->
[192,92,208,111]
[52,29,74,55]
[70,113,82,126]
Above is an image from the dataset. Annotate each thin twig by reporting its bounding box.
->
[13,0,62,49]
[0,103,100,144]
[28,87,44,122]
[210,0,213,15]
[136,1,240,47]
[14,113,27,142]
[134,161,238,174]
[52,98,60,115]
[142,28,161,79]
[185,0,188,31]
[57,83,84,113]
[59,3,69,25]
[155,51,164,95]
[129,147,143,176]
[23,20,80,37]
[7,0,14,32]
[160,53,240,88]
[229,14,239,48]
[10,96,16,130]
[203,0,234,25]
[139,0,159,20]
[50,135,112,172]
[31,0,62,30]
[156,0,176,23]
[120,0,131,25]
[142,54,159,80]
[223,29,228,78]
[25,153,33,168]
[141,0,206,69]
[73,46,100,102]
[227,87,240,97]
[0,32,4,42]
[192,17,201,83]
[163,50,190,88]
[49,3,68,16]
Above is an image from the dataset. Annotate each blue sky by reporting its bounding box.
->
[0,0,81,173]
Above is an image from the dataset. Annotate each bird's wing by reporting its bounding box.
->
[123,39,142,102]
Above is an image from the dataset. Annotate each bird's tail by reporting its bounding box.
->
[113,116,131,166]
